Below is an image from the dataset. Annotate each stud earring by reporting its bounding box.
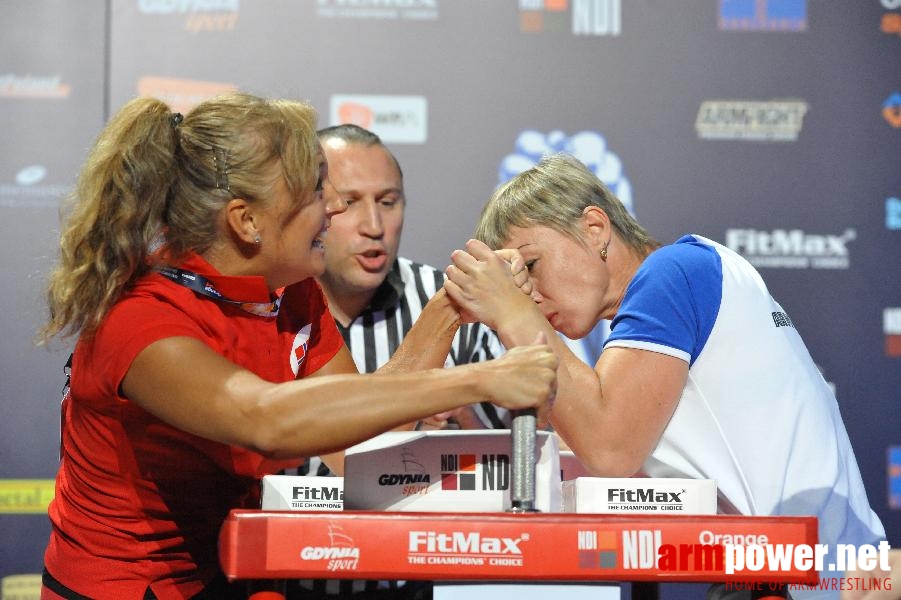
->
[254,235,262,244]
[600,242,609,261]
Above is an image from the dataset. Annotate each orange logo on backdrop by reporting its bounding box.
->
[137,77,237,114]
[338,102,374,128]
[884,105,901,128]
[882,13,901,35]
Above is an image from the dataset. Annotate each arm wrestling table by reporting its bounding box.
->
[219,510,819,599]
[219,411,818,599]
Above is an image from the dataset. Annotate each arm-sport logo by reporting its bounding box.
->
[695,100,808,142]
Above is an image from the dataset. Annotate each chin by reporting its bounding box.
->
[351,269,388,289]
[561,320,595,340]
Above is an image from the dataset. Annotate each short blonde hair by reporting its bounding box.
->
[475,153,658,254]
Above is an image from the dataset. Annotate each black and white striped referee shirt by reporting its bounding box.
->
[301,256,510,478]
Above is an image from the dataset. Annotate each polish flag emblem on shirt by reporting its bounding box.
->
[290,324,312,376]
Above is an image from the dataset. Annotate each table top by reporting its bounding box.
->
[219,510,819,585]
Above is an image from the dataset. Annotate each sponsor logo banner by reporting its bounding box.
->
[889,446,901,508]
[519,0,621,36]
[0,165,70,209]
[0,74,70,99]
[330,94,428,144]
[0,480,55,514]
[296,520,361,573]
[719,0,807,32]
[883,92,901,127]
[884,308,901,358]
[136,76,236,114]
[234,511,818,581]
[887,197,901,230]
[316,0,438,21]
[440,453,510,492]
[499,129,633,215]
[725,228,855,269]
[137,0,240,32]
[696,100,808,141]
[883,0,901,34]
[1,575,42,599]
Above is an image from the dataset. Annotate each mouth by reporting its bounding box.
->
[312,229,327,251]
[356,248,388,271]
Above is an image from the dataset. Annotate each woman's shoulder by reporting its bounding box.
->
[642,234,722,276]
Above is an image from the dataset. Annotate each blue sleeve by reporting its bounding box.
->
[605,236,722,366]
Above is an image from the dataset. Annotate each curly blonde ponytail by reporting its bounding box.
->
[40,97,177,342]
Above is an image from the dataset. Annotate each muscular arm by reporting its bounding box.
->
[490,304,686,475]
[377,287,461,375]
[121,334,556,462]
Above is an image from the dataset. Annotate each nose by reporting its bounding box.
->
[359,199,384,238]
[530,288,543,303]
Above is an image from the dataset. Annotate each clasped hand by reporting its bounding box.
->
[444,239,535,329]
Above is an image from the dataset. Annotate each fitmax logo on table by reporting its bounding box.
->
[407,530,528,567]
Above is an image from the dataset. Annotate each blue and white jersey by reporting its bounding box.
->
[605,235,884,589]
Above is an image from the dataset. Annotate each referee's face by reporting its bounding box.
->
[319,141,405,304]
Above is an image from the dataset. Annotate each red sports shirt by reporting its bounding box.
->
[45,254,344,599]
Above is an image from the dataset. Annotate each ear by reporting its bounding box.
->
[224,198,260,245]
[580,205,611,251]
